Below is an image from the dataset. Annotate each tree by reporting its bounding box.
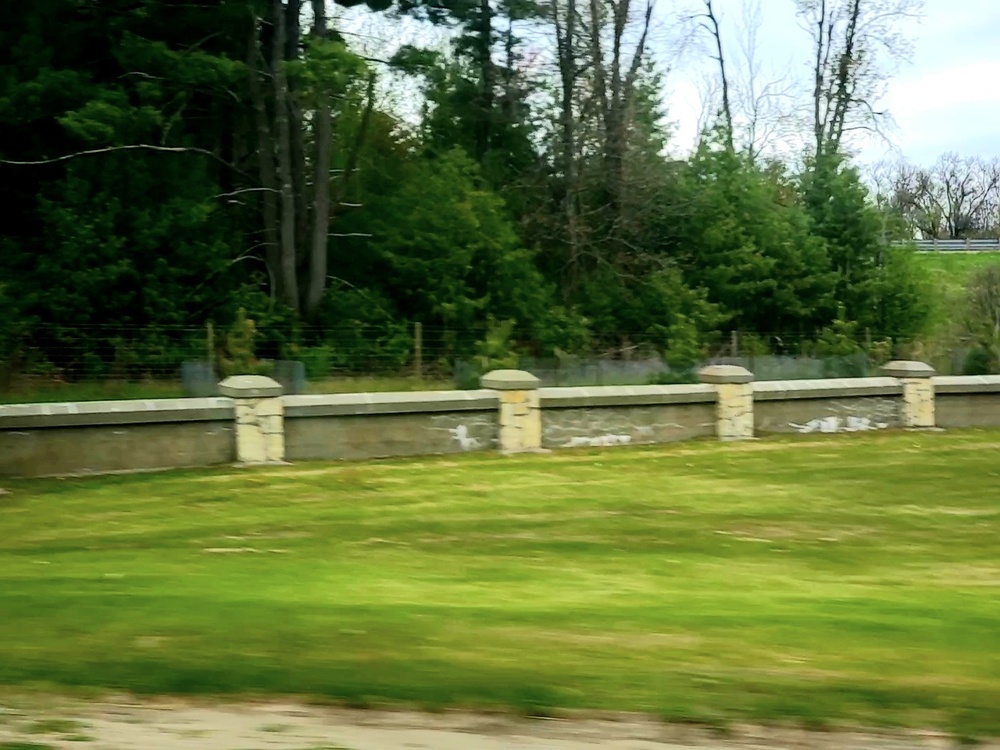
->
[0,0,942,383]
[929,154,999,238]
[875,154,1000,239]
[364,148,564,350]
[586,0,655,212]
[0,0,253,372]
[801,155,929,338]
[696,0,734,151]
[247,0,375,317]
[658,141,837,335]
[796,0,922,160]
[733,0,795,161]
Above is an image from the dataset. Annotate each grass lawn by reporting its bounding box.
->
[914,251,1000,307]
[1,432,998,736]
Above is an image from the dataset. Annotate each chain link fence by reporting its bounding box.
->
[1,323,996,403]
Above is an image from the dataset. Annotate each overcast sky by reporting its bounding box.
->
[662,0,1000,164]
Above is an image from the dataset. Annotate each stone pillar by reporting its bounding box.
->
[219,375,286,464]
[698,365,755,441]
[481,369,543,454]
[882,361,936,429]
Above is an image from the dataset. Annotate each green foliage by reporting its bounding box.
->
[959,265,1000,372]
[867,337,895,367]
[297,345,335,380]
[362,148,561,356]
[304,286,414,373]
[813,309,863,357]
[0,0,942,384]
[801,156,930,339]
[962,347,995,376]
[737,333,772,357]
[0,283,26,387]
[662,144,837,335]
[219,309,273,377]
[473,317,519,372]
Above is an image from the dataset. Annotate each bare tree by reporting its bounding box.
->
[687,0,794,159]
[934,154,1000,238]
[878,160,944,239]
[876,155,1000,239]
[733,0,795,161]
[696,0,733,150]
[796,0,922,160]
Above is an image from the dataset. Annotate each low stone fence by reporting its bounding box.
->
[2,361,999,477]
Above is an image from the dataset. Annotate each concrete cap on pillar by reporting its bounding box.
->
[698,365,754,384]
[881,360,935,379]
[481,369,540,390]
[219,375,284,398]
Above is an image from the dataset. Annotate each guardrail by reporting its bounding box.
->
[895,238,1000,252]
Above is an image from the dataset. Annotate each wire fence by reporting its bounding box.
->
[1,323,996,403]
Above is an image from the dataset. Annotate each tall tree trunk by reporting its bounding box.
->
[285,0,311,279]
[606,0,626,211]
[703,0,734,151]
[811,0,828,160]
[596,0,652,216]
[305,0,332,317]
[272,0,300,311]
[247,11,282,301]
[474,0,494,161]
[828,0,861,153]
[555,0,580,294]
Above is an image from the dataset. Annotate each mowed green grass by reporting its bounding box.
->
[914,250,1000,310]
[1,432,999,735]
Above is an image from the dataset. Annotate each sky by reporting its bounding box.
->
[662,0,1000,165]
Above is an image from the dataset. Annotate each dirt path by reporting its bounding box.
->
[0,697,992,750]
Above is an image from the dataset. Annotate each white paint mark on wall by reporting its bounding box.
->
[564,434,632,448]
[449,425,482,450]
[790,416,889,434]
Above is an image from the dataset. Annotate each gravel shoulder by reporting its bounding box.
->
[1,697,996,750]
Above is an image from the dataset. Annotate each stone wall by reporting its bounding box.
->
[283,390,498,461]
[3,370,1000,478]
[934,376,1000,428]
[753,378,902,434]
[539,385,715,448]
[0,398,234,476]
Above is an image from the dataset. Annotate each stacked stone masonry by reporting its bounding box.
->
[498,389,542,452]
[698,365,755,441]
[482,369,543,454]
[233,396,285,464]
[901,379,935,428]
[220,375,286,465]
[715,383,754,441]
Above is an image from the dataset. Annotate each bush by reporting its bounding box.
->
[297,345,335,380]
[963,347,996,376]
